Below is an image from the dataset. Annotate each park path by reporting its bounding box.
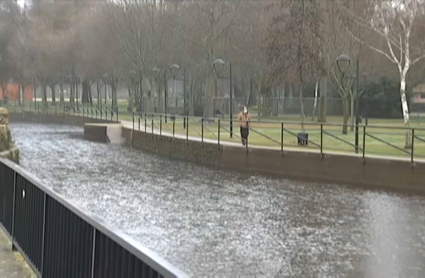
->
[120,120,423,163]
[0,229,36,278]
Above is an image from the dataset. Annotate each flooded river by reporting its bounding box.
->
[10,123,425,277]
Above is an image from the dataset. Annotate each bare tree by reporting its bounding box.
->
[342,0,425,147]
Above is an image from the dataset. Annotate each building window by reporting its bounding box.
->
[421,93,425,99]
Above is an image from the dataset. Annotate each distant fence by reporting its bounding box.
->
[0,157,188,278]
[130,112,425,163]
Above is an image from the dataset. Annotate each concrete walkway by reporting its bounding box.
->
[0,229,36,278]
[121,120,425,163]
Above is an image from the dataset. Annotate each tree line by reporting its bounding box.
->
[0,0,424,138]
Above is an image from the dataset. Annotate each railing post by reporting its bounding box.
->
[173,120,175,138]
[411,128,415,167]
[183,117,186,130]
[144,115,147,133]
[151,117,154,135]
[90,228,96,278]
[201,119,204,146]
[363,125,366,163]
[320,124,323,159]
[11,171,17,250]
[218,119,220,149]
[160,115,162,138]
[40,193,47,276]
[138,114,141,131]
[186,117,189,144]
[281,123,284,156]
[132,113,135,131]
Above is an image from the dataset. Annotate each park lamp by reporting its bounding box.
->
[170,64,180,78]
[152,67,160,76]
[336,54,351,74]
[362,72,368,85]
[213,58,225,76]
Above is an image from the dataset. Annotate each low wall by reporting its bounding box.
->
[84,125,108,143]
[9,112,116,126]
[123,127,425,193]
[84,124,123,144]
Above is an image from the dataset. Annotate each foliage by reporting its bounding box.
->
[360,78,409,119]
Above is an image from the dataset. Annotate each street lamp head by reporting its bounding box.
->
[336,54,351,74]
[152,67,160,74]
[169,64,180,78]
[213,58,225,75]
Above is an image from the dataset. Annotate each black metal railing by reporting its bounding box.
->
[4,101,119,123]
[0,157,188,278]
[130,112,425,165]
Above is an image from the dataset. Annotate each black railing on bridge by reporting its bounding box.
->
[4,101,119,123]
[0,157,188,278]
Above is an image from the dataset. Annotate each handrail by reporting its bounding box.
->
[322,130,363,151]
[365,132,410,155]
[249,127,281,146]
[139,112,425,131]
[282,127,321,149]
[0,157,188,278]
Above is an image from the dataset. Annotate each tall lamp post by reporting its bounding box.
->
[213,58,233,138]
[362,72,368,126]
[336,54,360,154]
[152,67,160,114]
[102,74,108,106]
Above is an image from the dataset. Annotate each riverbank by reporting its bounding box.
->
[8,111,425,193]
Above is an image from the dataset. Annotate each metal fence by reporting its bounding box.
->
[0,157,188,278]
[3,102,119,123]
[131,112,425,164]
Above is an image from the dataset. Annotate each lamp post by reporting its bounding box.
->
[213,58,233,138]
[336,54,360,154]
[152,67,160,114]
[102,74,108,106]
[362,72,368,126]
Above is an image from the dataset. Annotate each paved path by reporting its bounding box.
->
[121,120,425,163]
[0,229,36,278]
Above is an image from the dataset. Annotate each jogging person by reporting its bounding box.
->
[237,106,251,146]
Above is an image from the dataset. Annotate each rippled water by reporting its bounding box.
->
[10,123,425,277]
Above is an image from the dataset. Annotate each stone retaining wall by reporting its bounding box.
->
[123,127,425,193]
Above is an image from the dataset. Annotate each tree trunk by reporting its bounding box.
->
[42,82,47,108]
[59,84,64,102]
[127,84,133,112]
[318,77,327,122]
[82,79,90,104]
[342,97,349,134]
[300,84,305,132]
[111,77,118,112]
[350,93,355,131]
[203,72,214,118]
[96,82,101,106]
[311,80,319,121]
[400,75,411,148]
[70,80,75,103]
[49,83,55,103]
[18,83,23,105]
[88,84,93,105]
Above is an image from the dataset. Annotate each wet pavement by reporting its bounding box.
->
[10,123,425,277]
[0,228,36,278]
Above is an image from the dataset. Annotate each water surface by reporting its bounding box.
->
[10,123,425,277]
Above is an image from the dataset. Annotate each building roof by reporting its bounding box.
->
[413,84,425,94]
